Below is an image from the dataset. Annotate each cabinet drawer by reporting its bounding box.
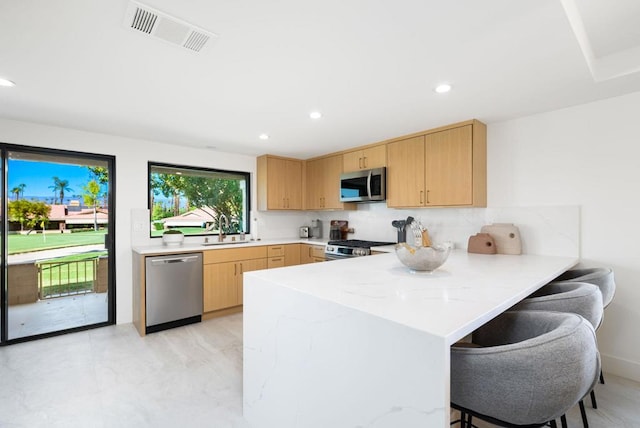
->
[268,256,285,268]
[267,245,285,257]
[203,246,267,264]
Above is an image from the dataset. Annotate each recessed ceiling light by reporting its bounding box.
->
[434,83,452,93]
[259,134,269,140]
[0,77,16,87]
[309,111,322,119]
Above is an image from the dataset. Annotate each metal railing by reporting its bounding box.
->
[37,259,98,299]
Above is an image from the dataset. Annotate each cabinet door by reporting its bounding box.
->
[321,155,343,209]
[284,244,301,266]
[305,159,323,209]
[425,125,473,206]
[285,159,303,209]
[300,244,313,264]
[362,145,387,169]
[343,150,364,172]
[237,258,268,304]
[266,157,287,209]
[203,262,238,312]
[386,136,426,207]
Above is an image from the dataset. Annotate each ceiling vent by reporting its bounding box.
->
[124,1,217,53]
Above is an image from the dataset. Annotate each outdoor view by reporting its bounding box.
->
[6,150,112,341]
[149,163,249,237]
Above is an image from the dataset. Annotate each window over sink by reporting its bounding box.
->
[148,162,250,238]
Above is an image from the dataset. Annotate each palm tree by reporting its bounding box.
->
[10,183,26,200]
[49,176,73,205]
[82,180,102,231]
[11,186,20,200]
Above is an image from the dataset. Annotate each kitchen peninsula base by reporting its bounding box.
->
[243,251,577,428]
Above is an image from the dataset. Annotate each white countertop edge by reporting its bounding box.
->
[132,237,329,255]
[245,250,578,343]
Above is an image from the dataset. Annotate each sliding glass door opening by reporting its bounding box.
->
[2,146,115,343]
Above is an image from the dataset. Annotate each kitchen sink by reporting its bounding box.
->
[201,240,250,246]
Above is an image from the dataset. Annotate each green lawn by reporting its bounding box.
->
[8,230,107,255]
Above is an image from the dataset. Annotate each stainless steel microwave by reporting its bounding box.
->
[339,167,386,202]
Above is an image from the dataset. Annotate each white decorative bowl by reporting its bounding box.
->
[395,243,450,272]
[162,232,184,246]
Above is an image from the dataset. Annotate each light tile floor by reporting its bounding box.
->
[0,313,638,428]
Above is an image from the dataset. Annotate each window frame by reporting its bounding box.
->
[147,161,251,239]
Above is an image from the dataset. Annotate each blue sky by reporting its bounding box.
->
[8,160,95,199]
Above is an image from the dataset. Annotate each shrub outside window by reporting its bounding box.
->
[148,162,250,237]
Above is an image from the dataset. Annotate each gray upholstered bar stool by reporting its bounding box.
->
[554,267,616,384]
[513,282,603,428]
[451,310,600,428]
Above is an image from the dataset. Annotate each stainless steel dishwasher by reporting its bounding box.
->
[145,253,203,334]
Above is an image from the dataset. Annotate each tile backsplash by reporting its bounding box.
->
[256,204,579,257]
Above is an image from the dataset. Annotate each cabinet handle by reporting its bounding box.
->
[359,157,363,169]
[282,197,286,208]
[234,264,237,275]
[271,246,282,251]
[363,156,367,168]
[419,190,424,204]
[309,247,312,257]
[426,190,430,204]
[239,263,243,274]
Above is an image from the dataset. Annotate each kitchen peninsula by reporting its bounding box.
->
[243,250,578,428]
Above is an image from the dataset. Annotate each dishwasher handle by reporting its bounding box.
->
[150,255,200,265]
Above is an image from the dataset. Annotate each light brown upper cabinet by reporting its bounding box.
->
[343,144,387,172]
[257,155,303,210]
[305,154,355,210]
[386,120,486,208]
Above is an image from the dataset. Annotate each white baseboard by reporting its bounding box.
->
[601,353,640,383]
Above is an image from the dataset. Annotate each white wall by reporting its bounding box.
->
[0,117,256,326]
[488,90,640,381]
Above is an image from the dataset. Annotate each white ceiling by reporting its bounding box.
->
[1,0,640,158]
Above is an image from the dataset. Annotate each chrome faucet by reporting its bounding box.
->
[217,213,229,242]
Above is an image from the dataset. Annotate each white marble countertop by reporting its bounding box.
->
[132,237,329,255]
[246,249,578,345]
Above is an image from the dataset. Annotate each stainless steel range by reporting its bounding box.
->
[324,239,395,260]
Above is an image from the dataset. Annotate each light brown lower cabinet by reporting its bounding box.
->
[284,244,301,266]
[203,247,268,313]
[300,244,326,264]
[203,258,268,312]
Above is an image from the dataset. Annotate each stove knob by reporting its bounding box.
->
[326,246,334,252]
